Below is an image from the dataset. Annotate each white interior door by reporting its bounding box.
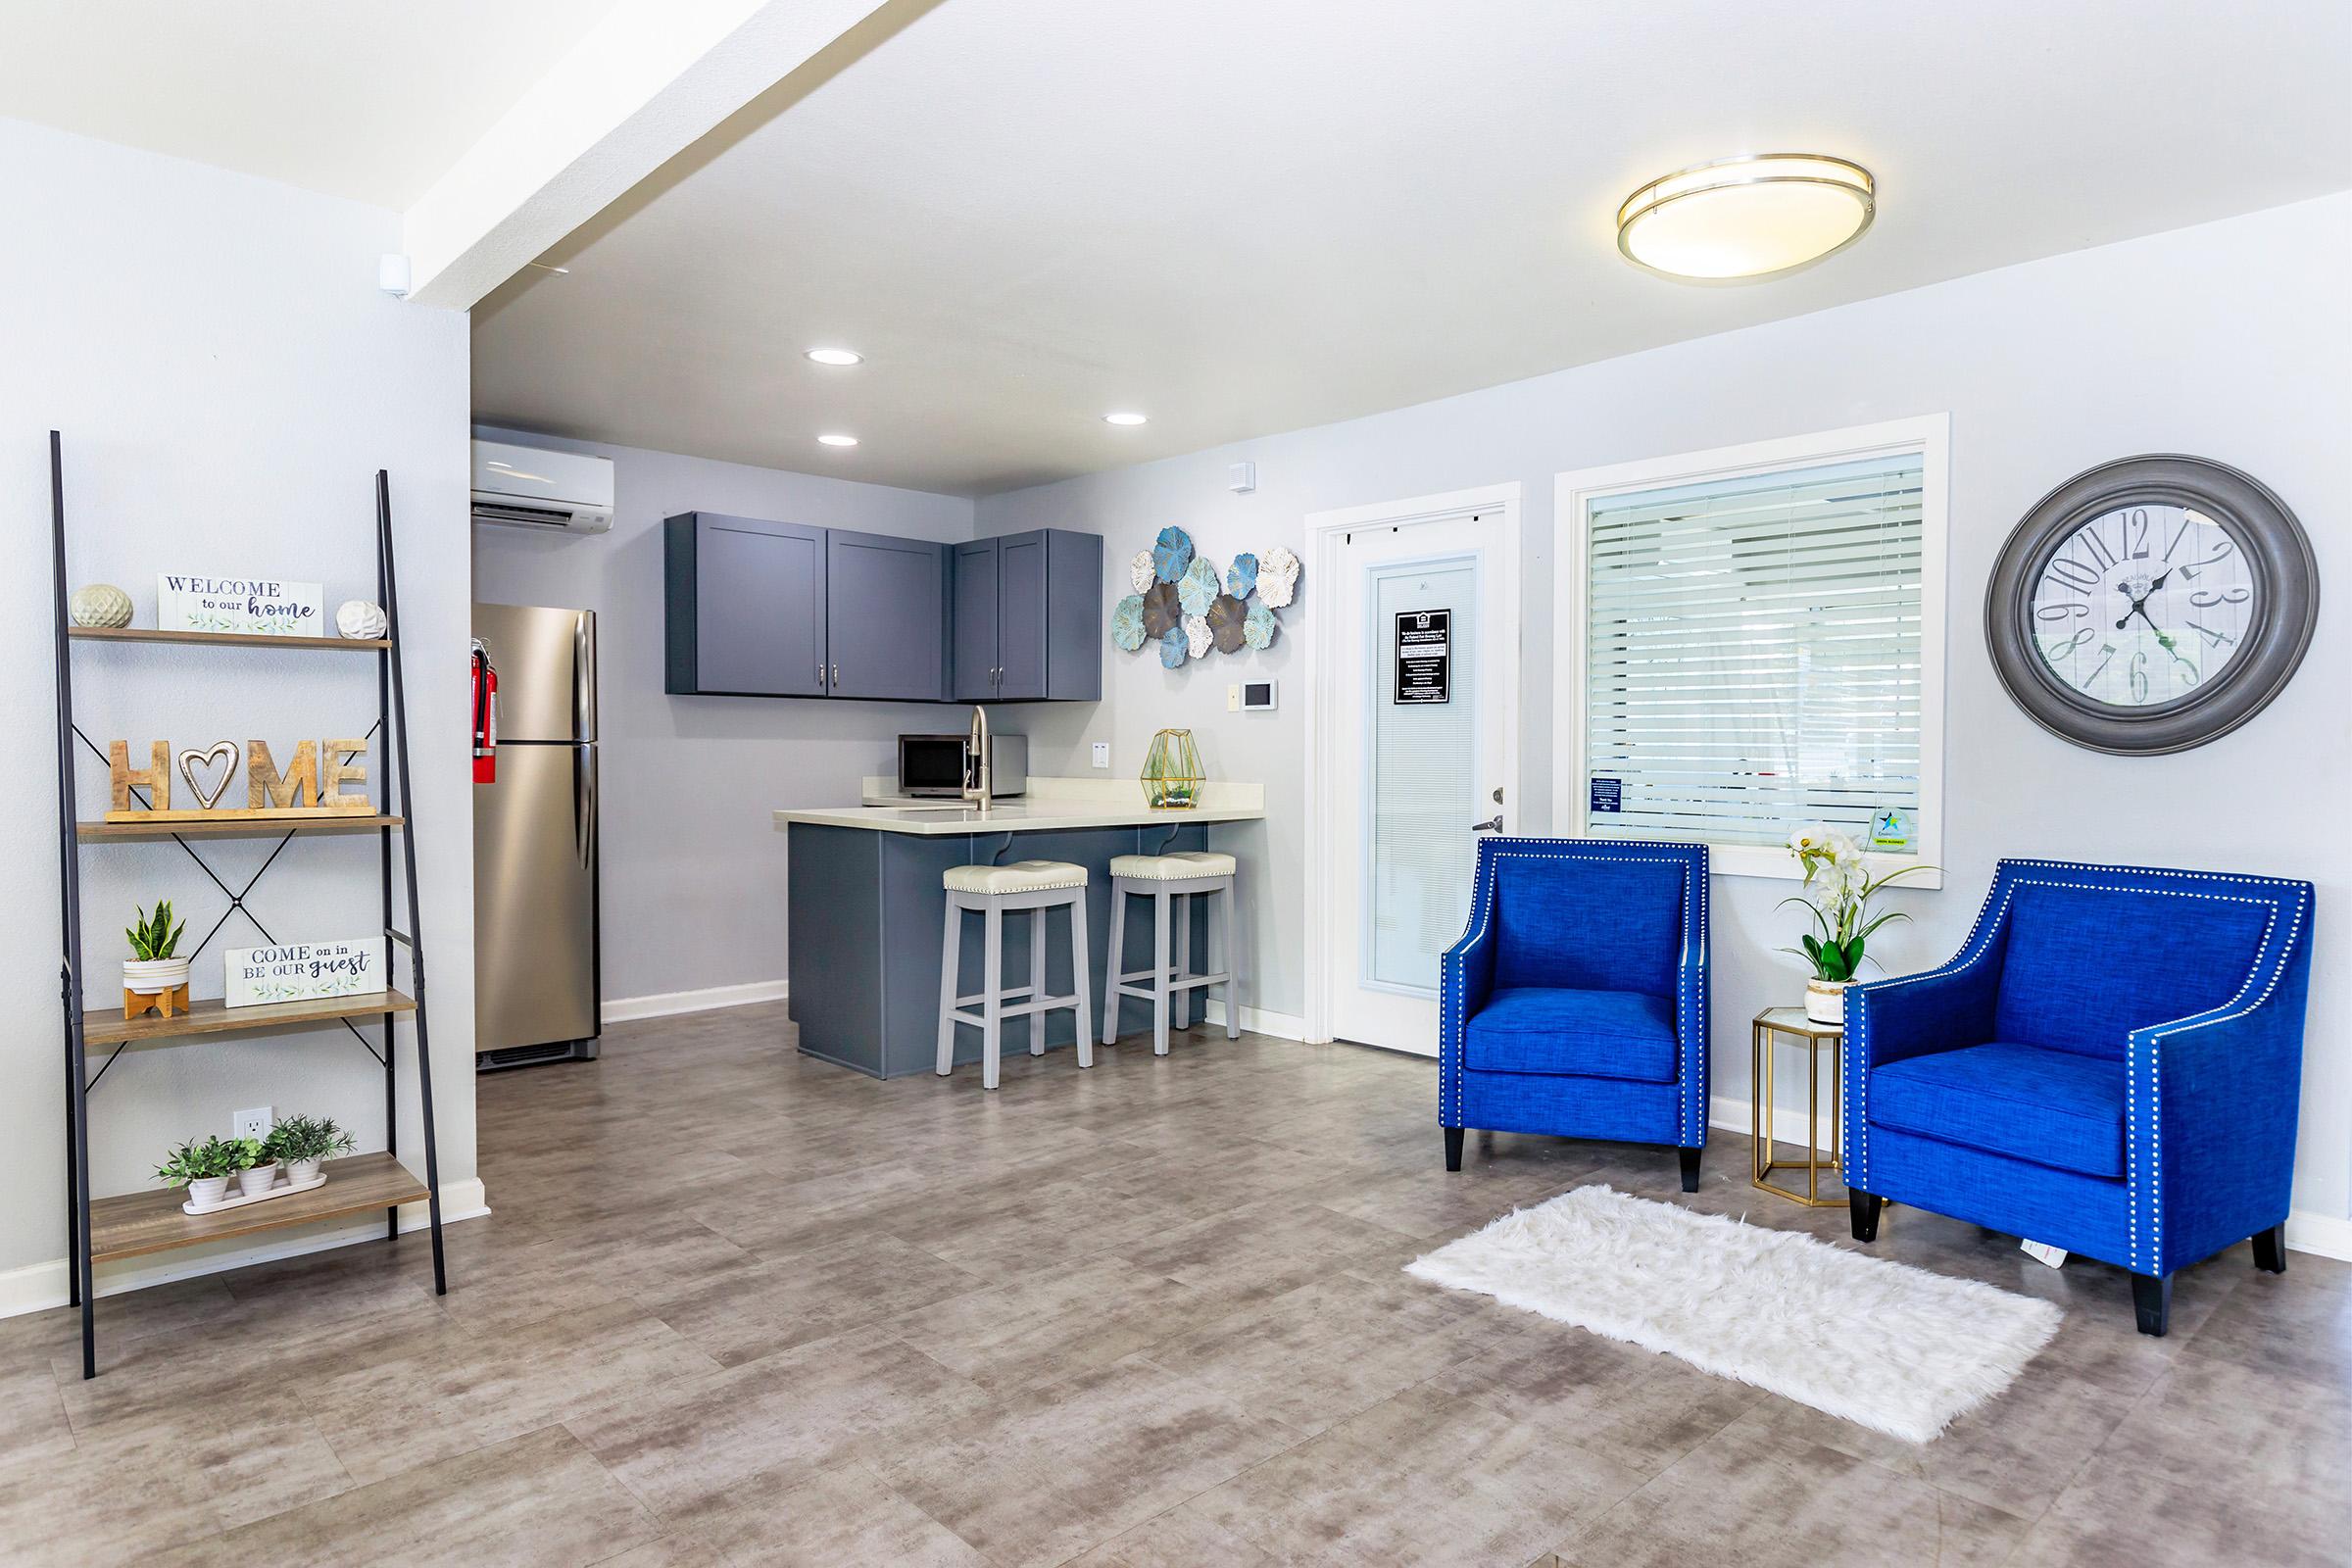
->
[1325,507,1513,1054]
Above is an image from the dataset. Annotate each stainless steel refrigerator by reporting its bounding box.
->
[472,602,601,1068]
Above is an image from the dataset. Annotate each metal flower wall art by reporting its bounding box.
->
[1108,526,1298,668]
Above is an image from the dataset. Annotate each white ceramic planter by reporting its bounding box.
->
[236,1161,279,1198]
[1805,977,1849,1026]
[187,1175,232,1207]
[286,1157,322,1185]
[122,956,192,995]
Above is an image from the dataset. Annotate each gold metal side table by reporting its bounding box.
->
[1751,1005,1844,1206]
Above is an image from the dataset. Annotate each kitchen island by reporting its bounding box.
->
[774,778,1265,1077]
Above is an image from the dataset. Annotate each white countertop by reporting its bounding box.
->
[773,777,1264,837]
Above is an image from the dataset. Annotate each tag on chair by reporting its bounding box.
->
[2020,1239,2068,1269]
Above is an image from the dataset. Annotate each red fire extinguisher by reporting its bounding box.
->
[471,638,498,784]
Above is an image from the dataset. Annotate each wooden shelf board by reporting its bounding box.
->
[82,989,414,1047]
[79,813,403,842]
[68,626,390,651]
[90,1152,427,1263]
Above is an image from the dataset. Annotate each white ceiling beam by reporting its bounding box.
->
[402,0,899,310]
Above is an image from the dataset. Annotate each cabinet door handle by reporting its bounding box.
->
[817,662,826,689]
[831,663,841,688]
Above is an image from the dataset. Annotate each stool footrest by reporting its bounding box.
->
[949,993,1084,1027]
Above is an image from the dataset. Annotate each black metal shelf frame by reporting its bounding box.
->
[46,431,448,1379]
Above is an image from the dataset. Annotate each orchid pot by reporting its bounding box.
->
[1780,825,1936,1028]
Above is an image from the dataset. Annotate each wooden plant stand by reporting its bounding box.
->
[121,983,191,1021]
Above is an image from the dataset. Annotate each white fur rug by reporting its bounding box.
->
[1404,1185,2060,1443]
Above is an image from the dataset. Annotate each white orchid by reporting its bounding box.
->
[1781,825,1936,984]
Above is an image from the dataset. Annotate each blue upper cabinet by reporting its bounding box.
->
[827,529,949,700]
[669,515,1097,704]
[664,513,826,696]
[955,529,1102,703]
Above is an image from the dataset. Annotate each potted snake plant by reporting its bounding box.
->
[122,900,189,1003]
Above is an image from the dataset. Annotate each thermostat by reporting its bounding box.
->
[1241,680,1278,711]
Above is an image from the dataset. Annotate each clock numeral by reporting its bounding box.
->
[2178,538,2233,581]
[2039,627,2095,662]
[2164,514,2198,562]
[2034,601,2089,621]
[2122,508,2151,560]
[2186,620,2235,648]
[2188,585,2249,608]
[2046,558,2100,592]
[2081,643,2119,685]
[2079,524,2119,571]
[2128,652,2149,705]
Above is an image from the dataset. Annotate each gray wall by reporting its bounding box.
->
[1,120,477,1291]
[471,428,976,1004]
[977,194,2352,1233]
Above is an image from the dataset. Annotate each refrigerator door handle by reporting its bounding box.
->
[572,612,597,743]
[573,746,593,867]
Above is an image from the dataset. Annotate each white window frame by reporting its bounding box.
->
[1552,415,1948,886]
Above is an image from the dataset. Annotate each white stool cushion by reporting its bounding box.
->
[943,859,1088,896]
[1110,851,1237,881]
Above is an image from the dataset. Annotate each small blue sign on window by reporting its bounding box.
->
[1590,777,1623,813]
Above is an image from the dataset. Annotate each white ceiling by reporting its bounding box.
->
[0,0,628,207]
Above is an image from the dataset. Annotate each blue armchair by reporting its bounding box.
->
[1441,838,1709,1189]
[1843,858,2314,1336]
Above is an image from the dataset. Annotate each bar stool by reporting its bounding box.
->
[1102,851,1240,1055]
[936,860,1093,1090]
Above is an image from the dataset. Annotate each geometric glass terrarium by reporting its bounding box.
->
[1140,727,1204,808]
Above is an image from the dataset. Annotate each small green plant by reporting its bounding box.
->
[154,1134,264,1187]
[1779,826,1937,982]
[264,1114,355,1165]
[125,901,185,962]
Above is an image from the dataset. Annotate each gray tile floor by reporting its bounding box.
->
[4,1006,2345,1565]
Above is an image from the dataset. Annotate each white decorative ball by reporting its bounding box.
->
[1256,546,1301,609]
[335,600,388,639]
[1129,550,1155,594]
[70,583,134,628]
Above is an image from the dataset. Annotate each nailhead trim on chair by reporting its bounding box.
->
[1441,838,1708,1148]
[1844,858,2311,1275]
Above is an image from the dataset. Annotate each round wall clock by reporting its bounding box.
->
[1985,455,2318,755]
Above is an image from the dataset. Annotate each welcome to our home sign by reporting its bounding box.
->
[157,573,322,636]
[225,938,386,1008]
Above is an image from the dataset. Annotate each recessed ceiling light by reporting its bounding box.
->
[1616,154,1874,280]
[1103,412,1148,426]
[817,433,859,447]
[806,347,863,366]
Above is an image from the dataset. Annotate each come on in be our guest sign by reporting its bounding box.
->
[158,574,322,637]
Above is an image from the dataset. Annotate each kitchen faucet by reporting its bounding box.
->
[963,705,991,814]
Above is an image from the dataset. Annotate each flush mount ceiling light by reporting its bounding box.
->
[1103,412,1148,426]
[1616,154,1874,280]
[806,347,863,366]
[817,433,859,447]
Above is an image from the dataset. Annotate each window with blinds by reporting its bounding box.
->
[1581,450,1926,852]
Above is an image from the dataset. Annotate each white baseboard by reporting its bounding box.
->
[605,979,789,1023]
[1705,1094,2350,1263]
[0,1177,489,1321]
[1199,999,1309,1042]
[2286,1209,2352,1262]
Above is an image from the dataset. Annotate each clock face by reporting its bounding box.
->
[2029,503,2255,710]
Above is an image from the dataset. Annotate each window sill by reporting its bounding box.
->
[1705,844,1943,890]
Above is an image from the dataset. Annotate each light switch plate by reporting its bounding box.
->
[234,1107,274,1143]
[1091,742,1110,769]
[1227,683,1241,711]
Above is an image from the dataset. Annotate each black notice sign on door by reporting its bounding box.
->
[1395,610,1450,704]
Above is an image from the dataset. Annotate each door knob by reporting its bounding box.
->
[1471,816,1504,833]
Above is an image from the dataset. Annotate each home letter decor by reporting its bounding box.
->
[319,738,370,808]
[247,739,318,809]
[109,740,172,812]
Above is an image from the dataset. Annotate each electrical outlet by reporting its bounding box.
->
[234,1107,273,1143]
[1091,742,1110,769]
[1227,683,1241,711]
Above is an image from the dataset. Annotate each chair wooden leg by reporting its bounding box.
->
[1151,890,1171,1056]
[1069,895,1094,1068]
[935,902,960,1076]
[1172,890,1191,1031]
[1678,1146,1701,1193]
[1849,1189,1883,1243]
[1028,906,1048,1056]
[1219,879,1241,1039]
[2132,1272,2172,1337]
[981,905,1004,1091]
[2252,1224,2286,1274]
[1102,886,1126,1045]
[1444,1127,1464,1172]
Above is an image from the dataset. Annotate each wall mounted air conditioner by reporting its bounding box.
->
[470,440,614,533]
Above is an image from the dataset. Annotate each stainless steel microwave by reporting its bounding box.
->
[898,733,1027,799]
